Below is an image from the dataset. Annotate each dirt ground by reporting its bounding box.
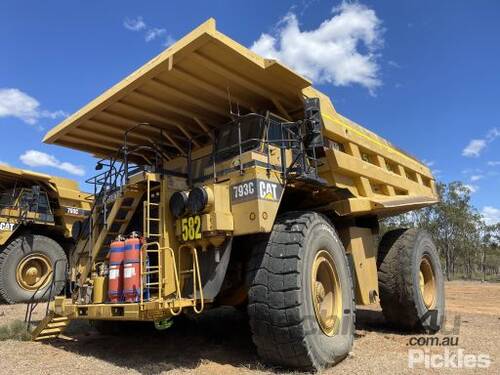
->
[0,281,498,375]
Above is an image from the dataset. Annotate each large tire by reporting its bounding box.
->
[246,212,355,371]
[378,228,445,333]
[0,234,67,303]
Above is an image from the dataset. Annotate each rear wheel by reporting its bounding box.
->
[378,228,445,332]
[0,234,67,303]
[246,212,355,371]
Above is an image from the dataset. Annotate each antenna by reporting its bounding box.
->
[227,87,234,116]
[227,87,242,119]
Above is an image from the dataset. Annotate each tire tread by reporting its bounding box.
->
[247,211,354,370]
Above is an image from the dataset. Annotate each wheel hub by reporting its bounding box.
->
[419,256,436,308]
[315,281,326,304]
[16,253,52,291]
[311,250,343,336]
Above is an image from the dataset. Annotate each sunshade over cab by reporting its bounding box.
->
[43,19,310,157]
[44,18,437,216]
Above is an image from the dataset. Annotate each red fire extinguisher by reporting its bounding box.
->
[108,235,125,303]
[123,232,143,303]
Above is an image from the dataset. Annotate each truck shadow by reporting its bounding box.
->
[355,307,414,335]
[43,306,402,374]
[45,306,263,374]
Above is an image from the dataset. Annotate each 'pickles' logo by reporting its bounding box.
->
[0,222,14,231]
[232,179,283,203]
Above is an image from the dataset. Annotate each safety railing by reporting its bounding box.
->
[24,258,67,330]
[178,245,204,314]
[188,113,323,185]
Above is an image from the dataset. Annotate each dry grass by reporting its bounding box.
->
[0,320,31,341]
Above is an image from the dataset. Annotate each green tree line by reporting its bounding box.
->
[382,181,500,282]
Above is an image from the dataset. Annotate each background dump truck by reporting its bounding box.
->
[31,19,444,370]
[0,164,90,303]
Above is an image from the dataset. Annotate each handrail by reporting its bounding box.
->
[187,113,317,184]
[191,247,204,314]
[72,127,167,290]
[24,257,66,329]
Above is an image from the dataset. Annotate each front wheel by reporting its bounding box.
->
[246,212,355,371]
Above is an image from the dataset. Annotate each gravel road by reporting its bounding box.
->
[0,281,498,374]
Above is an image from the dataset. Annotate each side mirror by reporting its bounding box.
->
[303,98,323,149]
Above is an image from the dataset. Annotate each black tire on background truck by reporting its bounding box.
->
[378,228,445,333]
[246,212,355,371]
[0,234,67,304]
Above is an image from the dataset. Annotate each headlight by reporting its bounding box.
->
[169,191,189,218]
[187,187,208,214]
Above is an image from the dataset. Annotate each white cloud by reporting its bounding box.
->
[463,184,479,193]
[462,139,486,157]
[462,127,500,158]
[422,159,435,167]
[487,127,500,141]
[0,88,67,126]
[388,60,401,68]
[163,35,176,47]
[482,206,500,225]
[488,161,500,167]
[470,175,483,182]
[462,168,483,175]
[123,16,146,31]
[123,16,174,47]
[145,28,166,42]
[251,2,383,92]
[20,150,85,176]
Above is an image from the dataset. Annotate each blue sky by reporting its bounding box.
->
[1,1,499,223]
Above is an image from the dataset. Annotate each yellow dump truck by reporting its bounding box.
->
[31,19,444,370]
[0,164,90,303]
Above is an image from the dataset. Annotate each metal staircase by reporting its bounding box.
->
[25,124,176,340]
[25,258,68,341]
[29,313,69,341]
[76,186,144,286]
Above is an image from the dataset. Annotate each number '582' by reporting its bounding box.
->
[181,216,202,241]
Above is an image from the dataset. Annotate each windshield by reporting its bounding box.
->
[215,115,265,161]
[0,190,16,209]
[189,115,266,183]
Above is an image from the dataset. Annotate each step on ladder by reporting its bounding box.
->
[30,312,69,341]
[139,242,163,307]
[143,178,161,240]
[139,242,184,314]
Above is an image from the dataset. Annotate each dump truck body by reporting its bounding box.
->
[35,19,444,370]
[0,164,91,302]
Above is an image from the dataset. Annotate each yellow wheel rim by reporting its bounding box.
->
[311,250,343,336]
[15,253,52,291]
[419,255,436,309]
